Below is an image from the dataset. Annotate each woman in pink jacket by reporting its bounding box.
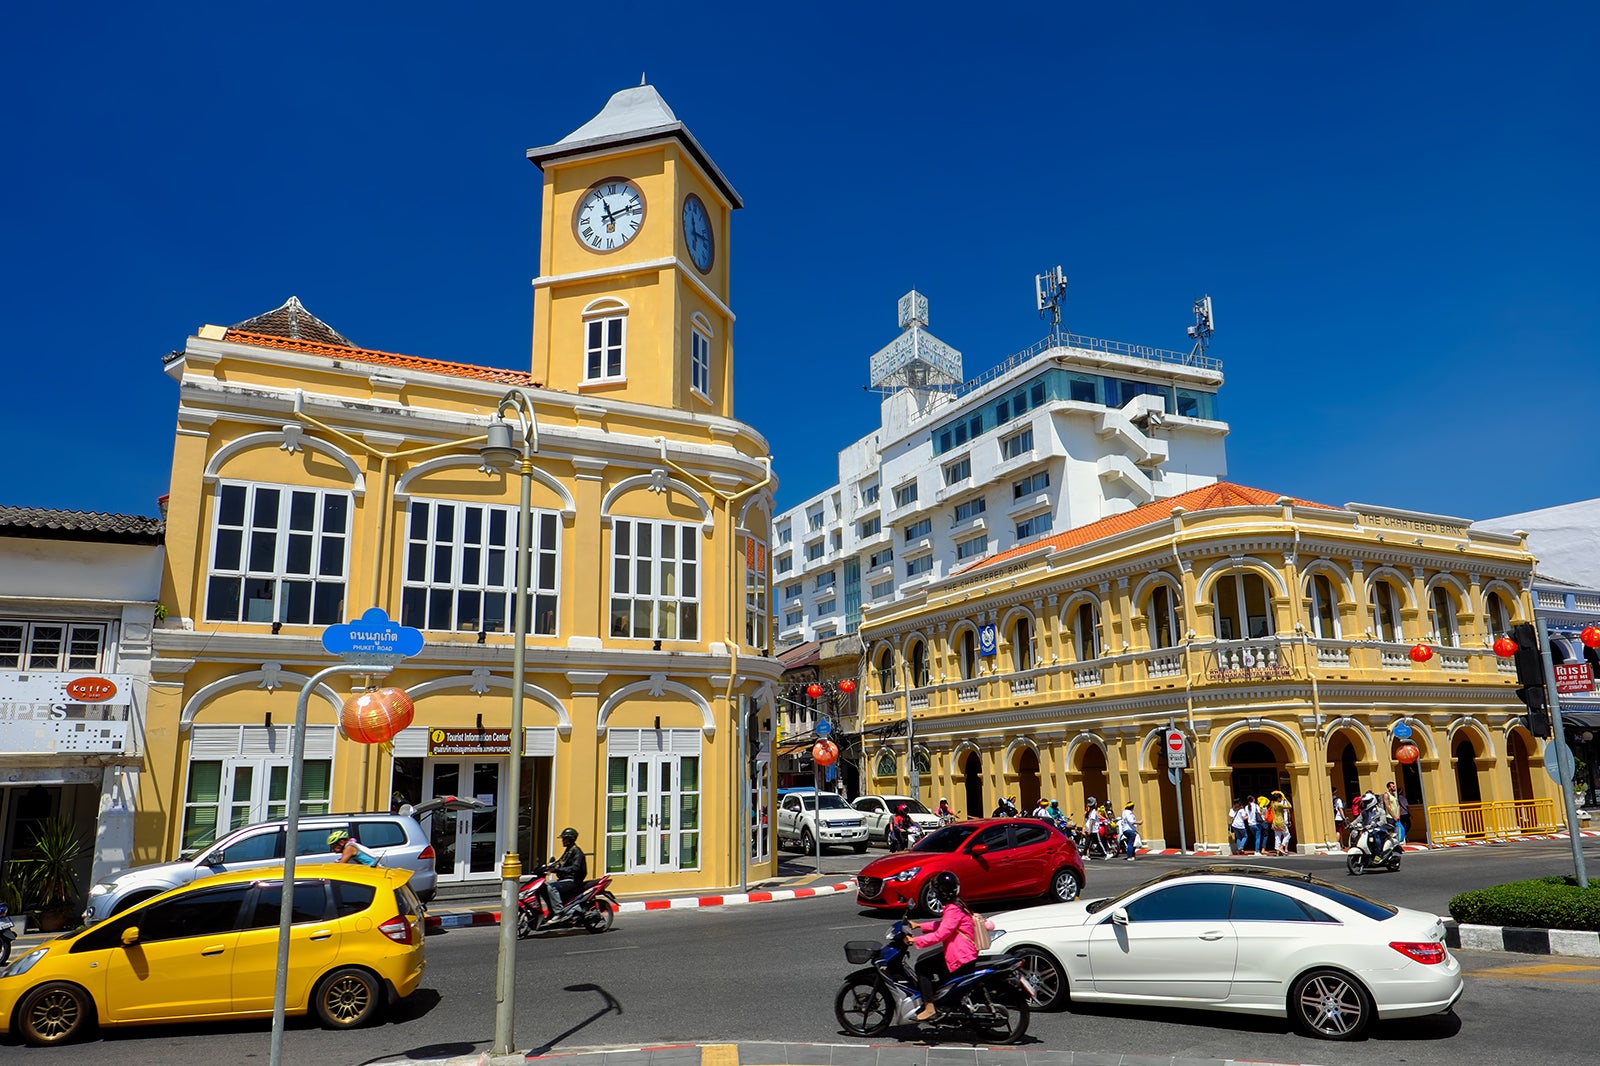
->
[909,872,990,1020]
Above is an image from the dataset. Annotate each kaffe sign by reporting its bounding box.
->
[428,727,512,756]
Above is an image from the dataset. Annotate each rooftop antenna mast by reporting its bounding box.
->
[1036,266,1069,345]
[1186,295,1215,362]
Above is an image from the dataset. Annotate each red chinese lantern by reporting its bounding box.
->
[1408,643,1433,663]
[838,678,857,695]
[812,739,839,766]
[1493,635,1518,658]
[806,682,823,700]
[1582,626,1600,649]
[1395,742,1419,765]
[339,688,415,744]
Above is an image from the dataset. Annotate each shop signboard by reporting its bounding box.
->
[428,727,512,756]
[1555,663,1593,695]
[0,672,137,755]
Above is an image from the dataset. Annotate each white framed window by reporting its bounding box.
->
[904,518,931,541]
[1369,580,1403,642]
[805,542,825,562]
[874,646,896,690]
[610,518,699,640]
[1015,513,1052,539]
[604,729,701,874]
[1147,584,1183,649]
[957,629,978,679]
[906,555,933,578]
[776,553,792,574]
[893,482,918,508]
[1215,573,1274,640]
[867,547,894,569]
[860,482,880,506]
[1306,573,1339,639]
[744,536,768,649]
[831,530,842,551]
[908,640,930,687]
[0,621,106,671]
[777,524,792,546]
[807,508,825,531]
[815,570,837,591]
[942,456,971,486]
[1430,585,1460,647]
[1483,590,1511,638]
[956,534,988,560]
[1012,470,1050,499]
[859,516,881,538]
[954,496,986,523]
[690,321,712,398]
[206,482,350,625]
[816,598,836,615]
[583,302,627,382]
[1010,617,1034,671]
[1001,427,1034,460]
[783,582,803,600]
[870,579,894,599]
[1071,601,1101,660]
[784,610,803,627]
[182,758,333,851]
[401,500,560,636]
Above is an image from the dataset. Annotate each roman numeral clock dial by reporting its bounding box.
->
[574,179,645,252]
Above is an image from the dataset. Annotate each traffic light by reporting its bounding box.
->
[1510,623,1551,739]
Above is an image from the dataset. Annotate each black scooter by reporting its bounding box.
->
[0,902,16,966]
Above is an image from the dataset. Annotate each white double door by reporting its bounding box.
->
[425,759,504,882]
[614,752,700,875]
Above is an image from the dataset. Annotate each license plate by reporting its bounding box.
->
[0,917,13,932]
[1016,973,1037,998]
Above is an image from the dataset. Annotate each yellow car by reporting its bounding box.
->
[0,864,425,1046]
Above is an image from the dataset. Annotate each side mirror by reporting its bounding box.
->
[205,851,225,865]
[121,926,141,946]
[1110,907,1129,926]
[969,843,989,856]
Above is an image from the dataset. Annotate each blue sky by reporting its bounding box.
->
[6,4,1595,523]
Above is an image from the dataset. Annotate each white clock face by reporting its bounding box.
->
[574,179,645,252]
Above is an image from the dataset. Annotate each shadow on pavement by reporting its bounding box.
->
[523,983,623,1056]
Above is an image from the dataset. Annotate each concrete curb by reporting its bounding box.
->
[1444,920,1600,958]
[424,879,859,931]
[368,1040,1320,1066]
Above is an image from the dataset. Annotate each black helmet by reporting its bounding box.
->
[930,871,960,903]
[560,826,579,843]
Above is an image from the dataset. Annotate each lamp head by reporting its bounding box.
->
[480,419,519,470]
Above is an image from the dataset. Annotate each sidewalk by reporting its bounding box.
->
[368,1039,1322,1066]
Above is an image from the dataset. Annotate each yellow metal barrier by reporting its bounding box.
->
[1425,798,1559,843]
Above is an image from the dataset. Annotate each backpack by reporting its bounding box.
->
[964,906,991,951]
[1262,806,1274,826]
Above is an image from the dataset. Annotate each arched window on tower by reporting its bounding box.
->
[1306,572,1339,639]
[875,646,896,691]
[1430,585,1461,647]
[1071,602,1101,661]
[1483,590,1511,640]
[908,639,930,688]
[1214,573,1274,641]
[1369,579,1403,642]
[1010,617,1034,672]
[1146,584,1183,649]
[957,628,978,680]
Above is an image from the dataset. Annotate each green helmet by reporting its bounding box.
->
[327,829,350,846]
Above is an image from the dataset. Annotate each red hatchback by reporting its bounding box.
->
[855,818,1086,915]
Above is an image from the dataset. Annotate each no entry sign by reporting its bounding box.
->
[1166,728,1188,768]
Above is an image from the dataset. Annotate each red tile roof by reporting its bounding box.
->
[222,329,540,387]
[961,482,1338,575]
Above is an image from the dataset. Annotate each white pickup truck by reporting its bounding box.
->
[776,789,869,854]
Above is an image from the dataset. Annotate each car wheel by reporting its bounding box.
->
[1013,947,1068,1010]
[583,904,614,934]
[1346,853,1365,876]
[918,879,946,917]
[853,842,868,854]
[17,982,95,1046]
[834,973,893,1036]
[1289,967,1374,1040]
[801,829,816,854]
[1048,867,1082,902]
[313,966,383,1029]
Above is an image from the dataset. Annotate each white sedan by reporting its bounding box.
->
[983,865,1462,1040]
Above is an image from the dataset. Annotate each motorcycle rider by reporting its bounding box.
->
[1357,791,1392,858]
[545,826,587,912]
[907,872,989,1021]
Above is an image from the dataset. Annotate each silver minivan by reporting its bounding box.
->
[82,797,486,923]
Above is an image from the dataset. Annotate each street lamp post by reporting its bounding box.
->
[481,388,539,1057]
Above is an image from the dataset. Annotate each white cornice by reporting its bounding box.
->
[532,256,734,323]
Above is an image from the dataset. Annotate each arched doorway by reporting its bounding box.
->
[1014,746,1041,814]
[1325,732,1362,809]
[1076,743,1109,815]
[1507,731,1536,830]
[1153,741,1196,850]
[961,751,984,821]
[1229,736,1292,851]
[1454,737,1483,838]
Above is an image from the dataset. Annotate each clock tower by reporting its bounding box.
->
[527,85,741,415]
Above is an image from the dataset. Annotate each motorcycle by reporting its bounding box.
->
[834,914,1032,1043]
[515,864,619,937]
[0,901,15,966]
[1346,821,1402,874]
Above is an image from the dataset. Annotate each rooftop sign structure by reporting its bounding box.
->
[868,290,963,393]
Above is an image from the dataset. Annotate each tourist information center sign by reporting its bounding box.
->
[429,728,512,756]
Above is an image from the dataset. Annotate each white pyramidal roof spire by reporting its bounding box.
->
[526,85,741,208]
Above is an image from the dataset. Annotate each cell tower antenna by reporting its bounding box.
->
[1186,295,1215,362]
[1036,266,1069,344]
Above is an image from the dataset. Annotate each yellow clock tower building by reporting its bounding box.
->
[528,85,740,416]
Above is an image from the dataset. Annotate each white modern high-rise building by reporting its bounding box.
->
[772,290,1230,646]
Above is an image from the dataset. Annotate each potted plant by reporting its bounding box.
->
[15,819,88,933]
